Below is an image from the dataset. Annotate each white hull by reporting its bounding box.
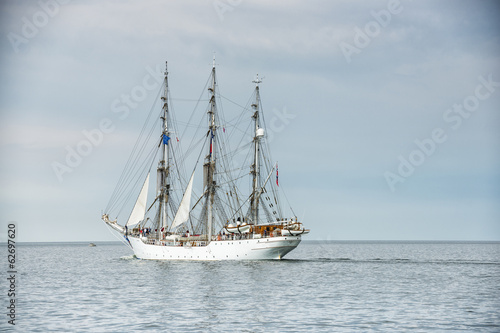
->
[128,235,301,260]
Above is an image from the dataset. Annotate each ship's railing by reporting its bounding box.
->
[135,221,303,246]
[213,228,291,241]
[139,237,211,247]
[138,232,291,246]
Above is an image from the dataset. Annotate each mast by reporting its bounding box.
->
[157,61,170,239]
[251,74,263,224]
[205,56,217,242]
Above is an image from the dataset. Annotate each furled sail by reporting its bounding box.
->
[126,173,150,226]
[171,171,195,229]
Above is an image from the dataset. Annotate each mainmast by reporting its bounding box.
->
[204,57,217,242]
[157,61,171,239]
[251,74,263,224]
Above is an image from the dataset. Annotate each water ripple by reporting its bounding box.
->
[12,241,500,332]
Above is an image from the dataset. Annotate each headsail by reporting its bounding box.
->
[171,171,195,229]
[126,173,150,226]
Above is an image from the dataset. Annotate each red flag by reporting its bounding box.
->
[276,162,279,186]
[209,130,214,155]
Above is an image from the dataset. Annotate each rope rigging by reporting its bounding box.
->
[103,65,296,233]
[105,86,162,214]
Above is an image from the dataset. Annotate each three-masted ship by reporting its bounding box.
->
[102,59,309,260]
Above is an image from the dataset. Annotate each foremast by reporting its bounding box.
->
[157,61,171,239]
[250,74,263,224]
[204,57,217,242]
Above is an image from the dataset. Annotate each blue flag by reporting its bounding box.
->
[163,134,171,145]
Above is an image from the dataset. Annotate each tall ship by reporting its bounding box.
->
[102,59,309,260]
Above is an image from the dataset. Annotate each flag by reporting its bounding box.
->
[276,162,279,186]
[209,130,214,155]
[163,134,171,145]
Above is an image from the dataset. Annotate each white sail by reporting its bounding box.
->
[171,171,195,229]
[126,173,150,226]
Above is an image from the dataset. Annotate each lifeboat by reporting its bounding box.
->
[225,223,251,234]
[281,222,310,236]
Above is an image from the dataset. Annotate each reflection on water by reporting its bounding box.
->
[13,241,500,332]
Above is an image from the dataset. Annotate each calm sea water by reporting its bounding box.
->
[2,241,500,332]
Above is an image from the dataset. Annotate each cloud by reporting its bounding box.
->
[0,0,499,241]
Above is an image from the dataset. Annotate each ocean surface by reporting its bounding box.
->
[2,241,500,332]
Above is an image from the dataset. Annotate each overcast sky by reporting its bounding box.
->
[1,0,499,242]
